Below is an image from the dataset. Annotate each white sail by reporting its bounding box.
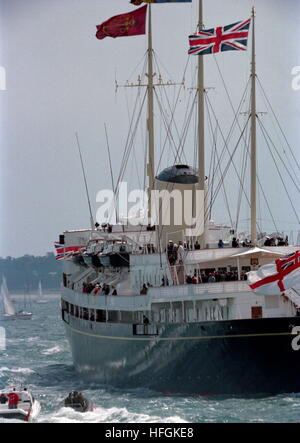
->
[1,277,16,316]
[38,281,43,298]
[36,280,48,304]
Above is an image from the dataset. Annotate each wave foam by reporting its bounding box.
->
[40,406,187,424]
[0,367,35,375]
[41,346,63,356]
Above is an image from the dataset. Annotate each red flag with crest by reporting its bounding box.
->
[96,5,147,40]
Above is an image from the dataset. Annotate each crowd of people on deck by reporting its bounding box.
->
[138,268,247,294]
[82,282,117,296]
[264,236,289,247]
[78,232,288,297]
[185,269,248,285]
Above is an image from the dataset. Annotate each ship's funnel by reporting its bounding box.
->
[154,164,207,249]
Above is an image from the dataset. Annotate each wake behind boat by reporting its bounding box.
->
[0,389,41,422]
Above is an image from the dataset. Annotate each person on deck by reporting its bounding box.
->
[21,388,31,403]
[232,237,239,248]
[0,394,7,404]
[7,389,20,410]
[93,284,101,295]
[140,284,148,295]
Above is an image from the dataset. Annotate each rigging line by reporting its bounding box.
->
[234,88,254,232]
[117,87,143,184]
[178,65,199,167]
[174,90,198,166]
[256,76,300,173]
[160,84,188,165]
[130,92,145,191]
[257,117,300,194]
[132,144,143,191]
[235,130,250,232]
[156,79,177,163]
[204,79,249,171]
[126,50,148,84]
[237,122,280,234]
[208,124,219,220]
[104,123,118,223]
[155,55,196,168]
[119,103,145,190]
[213,55,252,144]
[174,87,198,166]
[209,126,218,219]
[207,120,217,217]
[257,117,300,224]
[104,124,116,194]
[204,79,251,182]
[153,53,190,169]
[256,116,300,195]
[153,89,182,163]
[256,84,300,189]
[205,117,250,221]
[204,95,252,221]
[205,97,233,227]
[136,126,152,244]
[154,51,189,88]
[75,132,94,230]
[255,87,300,189]
[235,88,251,233]
[113,90,148,218]
[114,89,147,193]
[124,56,148,126]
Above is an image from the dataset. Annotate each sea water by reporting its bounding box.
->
[0,295,300,423]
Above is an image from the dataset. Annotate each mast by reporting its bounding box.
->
[197,0,206,248]
[147,4,155,218]
[250,7,257,245]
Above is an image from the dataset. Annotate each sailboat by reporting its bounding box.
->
[36,281,48,304]
[57,1,300,395]
[0,277,33,320]
[0,277,17,320]
[17,286,33,320]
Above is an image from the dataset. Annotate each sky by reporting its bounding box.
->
[0,0,299,257]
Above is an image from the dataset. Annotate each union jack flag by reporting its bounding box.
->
[188,18,251,56]
[54,242,86,261]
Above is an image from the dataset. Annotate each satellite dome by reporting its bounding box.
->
[156,165,199,184]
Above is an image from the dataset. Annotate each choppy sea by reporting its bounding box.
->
[1,295,300,423]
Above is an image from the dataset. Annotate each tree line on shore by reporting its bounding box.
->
[0,253,62,292]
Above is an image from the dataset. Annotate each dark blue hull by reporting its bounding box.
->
[63,315,300,395]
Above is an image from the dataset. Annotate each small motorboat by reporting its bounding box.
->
[0,390,41,422]
[16,310,33,320]
[63,391,93,413]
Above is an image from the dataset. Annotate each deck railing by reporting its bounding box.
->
[148,281,250,300]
